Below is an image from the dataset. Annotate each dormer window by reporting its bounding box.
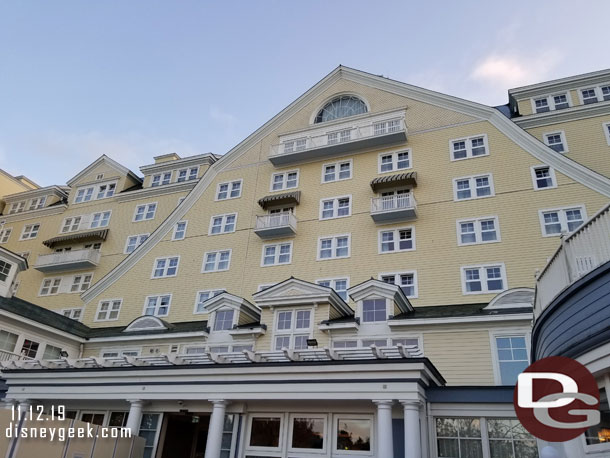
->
[361,298,386,322]
[314,96,367,124]
[28,196,46,211]
[213,309,234,331]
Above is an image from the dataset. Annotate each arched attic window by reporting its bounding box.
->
[314,96,368,123]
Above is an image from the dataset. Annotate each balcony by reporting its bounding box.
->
[370,194,417,224]
[254,212,297,239]
[270,109,407,166]
[34,248,101,273]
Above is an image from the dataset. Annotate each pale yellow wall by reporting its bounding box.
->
[0,171,36,199]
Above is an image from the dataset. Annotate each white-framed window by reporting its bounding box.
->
[543,131,568,153]
[202,249,231,272]
[379,271,418,298]
[246,414,284,453]
[274,308,312,350]
[378,149,411,173]
[491,333,530,385]
[70,273,93,292]
[8,201,26,214]
[74,186,94,203]
[144,294,171,316]
[379,227,415,253]
[90,211,111,228]
[62,308,82,321]
[209,213,237,235]
[322,160,352,183]
[361,298,387,322]
[101,349,140,358]
[61,216,81,233]
[584,387,610,451]
[213,309,235,331]
[124,234,148,254]
[327,128,351,145]
[0,261,11,282]
[28,196,47,211]
[530,165,557,190]
[95,299,122,321]
[133,203,157,221]
[316,277,349,301]
[456,217,500,246]
[450,134,488,160]
[194,289,224,313]
[461,264,507,294]
[603,122,610,146]
[374,118,401,135]
[96,183,116,199]
[320,195,351,220]
[602,84,610,101]
[539,206,586,236]
[216,180,242,200]
[152,256,179,278]
[39,277,62,296]
[84,242,101,251]
[271,170,299,191]
[20,223,40,240]
[283,137,307,153]
[580,87,600,105]
[288,414,328,454]
[453,174,494,201]
[74,181,117,203]
[262,242,292,266]
[531,93,571,113]
[317,234,350,260]
[0,330,18,352]
[172,221,187,240]
[0,228,12,244]
[333,414,374,455]
[151,171,172,187]
[177,167,198,182]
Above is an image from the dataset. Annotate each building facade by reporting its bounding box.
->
[0,66,609,458]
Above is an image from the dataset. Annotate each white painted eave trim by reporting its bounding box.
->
[88,330,209,343]
[67,155,141,187]
[4,186,67,202]
[514,101,610,129]
[0,204,68,223]
[388,313,533,327]
[114,181,197,202]
[318,321,359,331]
[228,327,266,336]
[508,68,610,98]
[0,310,86,343]
[139,154,217,174]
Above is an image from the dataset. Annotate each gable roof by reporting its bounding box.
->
[66,154,142,187]
[81,66,610,303]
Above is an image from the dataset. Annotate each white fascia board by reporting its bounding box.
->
[139,154,217,174]
[88,331,209,343]
[0,205,68,224]
[114,181,197,202]
[0,310,86,344]
[67,155,141,187]
[228,327,266,337]
[508,68,610,98]
[388,313,533,327]
[514,101,610,129]
[318,321,359,331]
[4,186,67,202]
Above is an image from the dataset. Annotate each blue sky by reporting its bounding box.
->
[1,1,608,186]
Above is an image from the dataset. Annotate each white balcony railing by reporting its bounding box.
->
[535,202,610,317]
[371,194,416,214]
[255,212,297,231]
[35,248,101,270]
[270,109,407,159]
[0,349,32,362]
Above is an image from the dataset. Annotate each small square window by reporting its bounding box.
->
[531,166,556,190]
[214,309,234,331]
[544,132,567,153]
[362,298,386,322]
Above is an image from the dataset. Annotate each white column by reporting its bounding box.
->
[373,400,394,458]
[401,400,421,458]
[125,400,144,434]
[204,400,228,458]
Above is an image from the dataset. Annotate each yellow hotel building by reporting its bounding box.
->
[0,66,608,458]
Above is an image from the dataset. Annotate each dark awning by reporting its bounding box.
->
[43,229,109,248]
[258,191,301,210]
[370,172,417,192]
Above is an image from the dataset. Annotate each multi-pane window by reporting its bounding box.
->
[544,131,567,153]
[90,211,111,228]
[533,97,550,113]
[209,213,236,235]
[28,196,46,210]
[317,278,349,301]
[74,187,94,203]
[495,335,529,385]
[0,228,12,244]
[173,221,187,240]
[271,171,298,191]
[540,207,585,235]
[213,309,235,331]
[320,196,351,219]
[203,250,231,272]
[552,93,570,110]
[379,150,410,172]
[487,418,539,457]
[194,289,224,313]
[327,129,351,144]
[581,88,599,104]
[533,93,570,112]
[262,242,292,266]
[62,308,83,321]
[177,167,198,182]
[274,309,312,350]
[21,339,39,358]
[318,235,350,260]
[604,122,610,146]
[96,300,122,321]
[62,216,81,233]
[374,119,401,135]
[96,183,115,199]
[380,272,417,297]
[8,201,26,214]
[152,256,179,278]
[585,388,610,446]
[42,344,63,360]
[20,223,40,240]
[216,180,242,200]
[40,278,62,296]
[323,160,352,182]
[144,295,171,316]
[362,298,387,322]
[125,234,148,253]
[435,417,483,457]
[462,265,506,294]
[133,203,157,221]
[70,274,92,292]
[151,172,172,187]
[454,175,494,200]
[0,330,18,352]
[457,217,499,245]
[283,138,307,153]
[379,228,414,253]
[602,85,610,101]
[531,166,556,190]
[451,135,488,160]
[0,261,11,282]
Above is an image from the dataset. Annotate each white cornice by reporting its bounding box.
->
[88,330,209,343]
[4,186,67,203]
[114,180,197,202]
[139,154,217,175]
[388,313,533,327]
[0,310,86,343]
[0,204,67,223]
[81,66,610,303]
[514,102,610,129]
[508,68,610,99]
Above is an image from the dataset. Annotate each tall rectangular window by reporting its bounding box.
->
[361,298,386,322]
[0,228,12,244]
[274,309,312,350]
[213,310,234,331]
[172,221,187,240]
[495,335,529,385]
[531,165,556,190]
[435,418,483,457]
[0,261,11,282]
[203,250,231,272]
[544,131,567,153]
[0,330,18,352]
[318,235,350,260]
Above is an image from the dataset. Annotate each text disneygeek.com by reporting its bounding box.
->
[5,423,132,441]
